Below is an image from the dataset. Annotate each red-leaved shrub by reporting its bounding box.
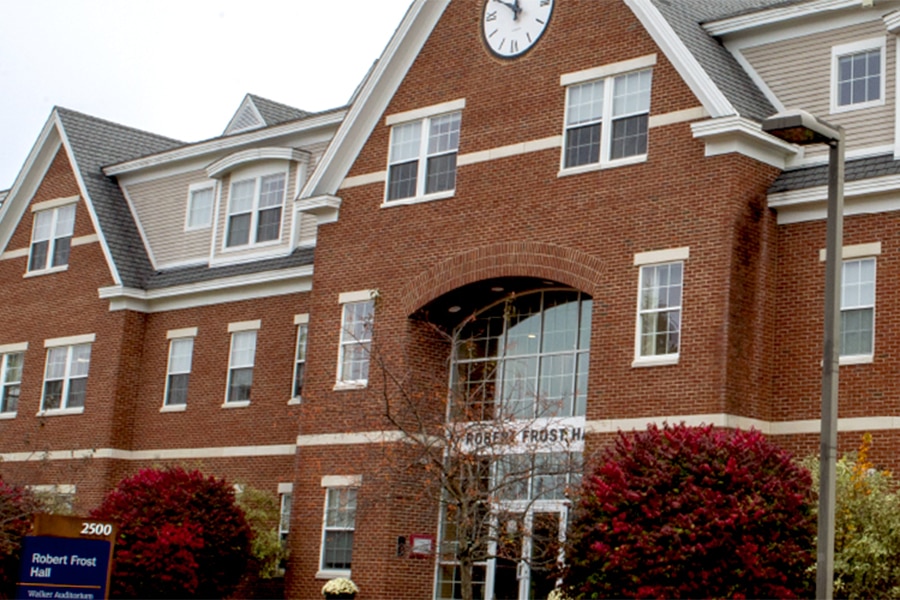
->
[562,424,815,599]
[0,478,37,599]
[90,467,251,599]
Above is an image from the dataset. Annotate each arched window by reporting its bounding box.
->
[450,289,592,422]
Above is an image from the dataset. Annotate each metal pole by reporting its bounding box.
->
[816,128,844,600]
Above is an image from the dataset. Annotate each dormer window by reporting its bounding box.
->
[185,183,215,230]
[226,172,286,248]
[29,203,76,273]
[832,38,885,113]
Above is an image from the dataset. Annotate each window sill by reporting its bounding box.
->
[24,265,69,278]
[221,238,284,253]
[0,412,16,420]
[160,404,187,413]
[222,400,251,409]
[37,407,85,417]
[839,354,873,366]
[558,154,648,178]
[287,397,302,406]
[830,99,885,115]
[316,569,351,580]
[381,189,454,208]
[333,381,367,391]
[632,354,679,368]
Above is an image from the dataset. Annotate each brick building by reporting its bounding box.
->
[3,0,900,598]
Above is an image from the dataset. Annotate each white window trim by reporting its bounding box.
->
[838,256,877,365]
[632,254,686,368]
[335,292,376,390]
[185,181,216,231]
[291,314,310,405]
[224,328,257,407]
[45,334,96,348]
[0,348,25,417]
[28,203,76,274]
[163,334,195,410]
[30,196,79,213]
[228,320,262,333]
[222,164,289,251]
[384,103,463,206]
[316,475,362,580]
[38,342,92,416]
[831,37,886,114]
[559,57,655,176]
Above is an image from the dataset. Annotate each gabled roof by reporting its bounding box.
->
[647,0,779,121]
[0,107,182,288]
[54,108,184,287]
[223,94,309,136]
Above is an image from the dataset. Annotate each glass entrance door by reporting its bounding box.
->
[489,505,566,600]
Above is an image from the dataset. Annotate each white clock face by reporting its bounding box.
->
[482,0,554,59]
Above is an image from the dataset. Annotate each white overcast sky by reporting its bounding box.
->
[0,0,413,188]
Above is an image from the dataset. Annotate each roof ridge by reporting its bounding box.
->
[53,106,184,145]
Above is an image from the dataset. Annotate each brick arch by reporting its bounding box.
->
[399,241,607,316]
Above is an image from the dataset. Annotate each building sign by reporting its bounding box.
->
[456,417,586,454]
[16,515,116,600]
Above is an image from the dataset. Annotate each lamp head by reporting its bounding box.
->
[762,109,842,146]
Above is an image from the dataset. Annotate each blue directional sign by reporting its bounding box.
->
[16,535,112,600]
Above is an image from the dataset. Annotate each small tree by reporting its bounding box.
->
[562,423,816,599]
[806,433,900,598]
[235,485,288,579]
[90,467,252,599]
[0,479,39,599]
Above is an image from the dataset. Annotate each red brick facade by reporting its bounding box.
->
[2,1,899,599]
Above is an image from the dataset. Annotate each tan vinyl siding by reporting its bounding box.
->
[742,21,894,158]
[296,213,318,246]
[125,169,214,268]
[214,160,297,259]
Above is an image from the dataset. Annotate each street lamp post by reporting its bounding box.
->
[762,109,844,600]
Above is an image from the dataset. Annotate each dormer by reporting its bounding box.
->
[207,147,314,265]
[223,94,309,136]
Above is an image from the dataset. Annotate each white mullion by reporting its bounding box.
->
[249,176,261,245]
[417,117,431,198]
[61,346,73,409]
[599,78,615,166]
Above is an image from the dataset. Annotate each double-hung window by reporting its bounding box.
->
[386,101,463,202]
[562,59,653,171]
[0,348,24,415]
[41,338,93,413]
[279,484,293,543]
[29,203,76,272]
[292,314,309,401]
[164,330,196,408]
[337,292,375,387]
[633,248,687,366]
[319,476,361,576]
[226,322,260,405]
[841,257,876,360]
[226,172,286,247]
[186,183,215,230]
[832,38,885,112]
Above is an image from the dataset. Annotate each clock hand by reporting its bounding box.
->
[492,0,520,18]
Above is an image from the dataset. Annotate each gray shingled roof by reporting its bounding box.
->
[769,153,900,194]
[144,247,315,290]
[650,0,781,121]
[0,190,7,210]
[55,108,184,288]
[247,94,309,127]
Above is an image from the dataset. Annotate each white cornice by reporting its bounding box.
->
[206,147,311,179]
[704,0,863,36]
[301,0,451,199]
[55,111,123,286]
[104,110,346,176]
[691,116,798,168]
[99,265,313,313]
[624,0,736,118]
